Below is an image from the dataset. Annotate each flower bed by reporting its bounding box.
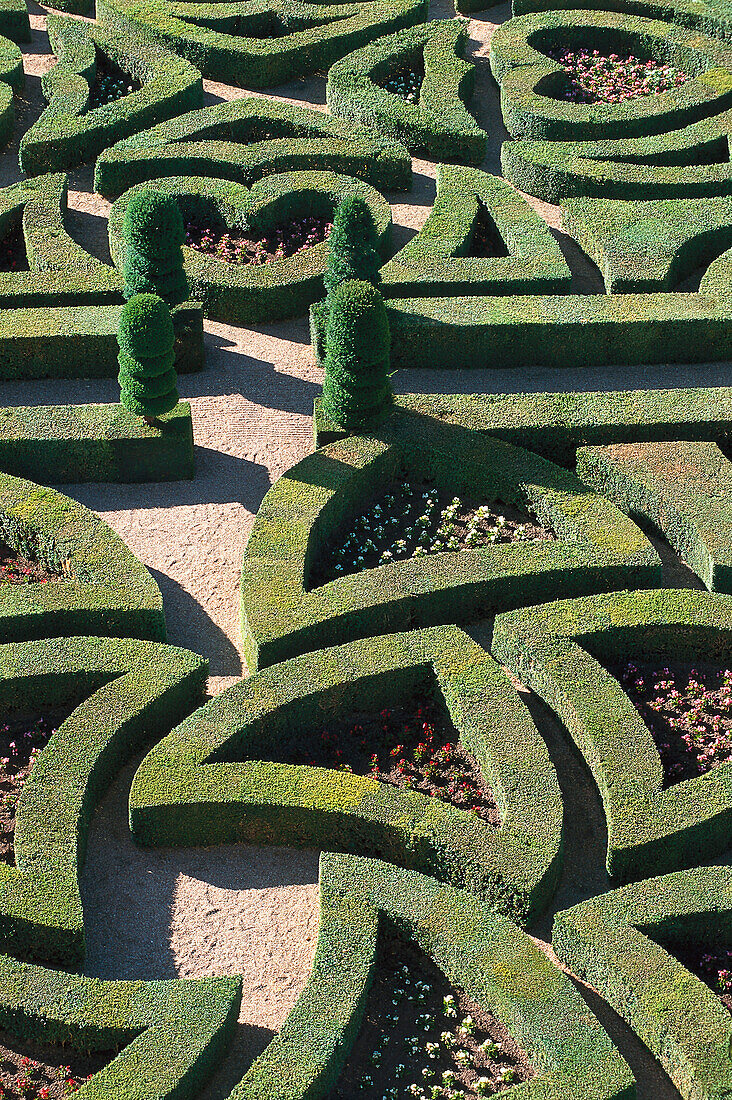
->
[330,926,534,1098]
[316,481,555,582]
[546,46,687,104]
[380,61,424,104]
[265,696,499,823]
[685,947,732,1013]
[468,201,509,259]
[0,542,65,584]
[618,660,732,785]
[0,1030,108,1098]
[184,214,332,266]
[86,54,140,110]
[0,713,62,865]
[0,223,27,273]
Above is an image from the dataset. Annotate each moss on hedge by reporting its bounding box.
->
[492,588,732,882]
[326,20,486,164]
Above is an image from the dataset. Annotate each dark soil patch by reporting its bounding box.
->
[329,923,534,1098]
[0,221,28,273]
[259,696,500,825]
[87,54,140,111]
[184,215,331,266]
[467,201,509,259]
[380,58,424,104]
[609,660,732,786]
[314,480,554,585]
[0,711,68,867]
[0,1026,112,1098]
[0,543,64,585]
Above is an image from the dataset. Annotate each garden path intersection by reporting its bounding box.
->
[0,0,731,1097]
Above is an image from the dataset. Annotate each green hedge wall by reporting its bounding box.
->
[95,94,412,199]
[0,402,194,483]
[96,0,428,87]
[554,865,732,1100]
[511,0,732,39]
[0,636,207,966]
[241,406,658,669]
[238,853,634,1099]
[577,440,732,591]
[0,0,29,43]
[130,624,564,925]
[108,172,392,324]
[19,16,203,176]
[326,20,487,164]
[492,588,732,883]
[0,30,22,152]
[0,472,165,643]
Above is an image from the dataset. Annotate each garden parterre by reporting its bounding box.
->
[5,0,732,1095]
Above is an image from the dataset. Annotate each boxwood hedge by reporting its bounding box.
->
[492,588,732,882]
[326,20,487,164]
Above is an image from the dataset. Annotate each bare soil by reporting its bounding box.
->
[0,1027,111,1099]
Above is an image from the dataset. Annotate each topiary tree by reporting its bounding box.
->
[321,278,392,429]
[122,189,189,305]
[117,293,179,425]
[323,194,381,299]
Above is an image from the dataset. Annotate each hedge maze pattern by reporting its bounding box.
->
[5,0,732,1093]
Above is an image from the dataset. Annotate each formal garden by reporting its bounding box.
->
[0,0,730,1094]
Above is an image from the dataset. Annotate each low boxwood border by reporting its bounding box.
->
[108,172,392,324]
[94,94,412,199]
[238,853,634,1099]
[0,636,207,966]
[96,0,428,88]
[130,625,563,925]
[0,403,194,484]
[577,440,732,591]
[325,20,487,164]
[511,0,732,39]
[492,588,732,882]
[0,953,240,1100]
[0,0,30,43]
[241,406,658,669]
[19,15,203,176]
[554,865,732,1100]
[0,472,167,643]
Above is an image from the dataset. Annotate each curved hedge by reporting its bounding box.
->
[0,31,22,152]
[491,9,732,142]
[577,440,732,591]
[492,588,732,883]
[237,853,635,1099]
[0,472,166,643]
[326,20,487,164]
[511,0,732,40]
[0,0,29,42]
[0,635,207,965]
[554,865,732,1100]
[241,406,658,669]
[109,172,392,324]
[97,0,428,88]
[379,164,570,296]
[19,15,203,176]
[95,94,412,199]
[130,625,564,925]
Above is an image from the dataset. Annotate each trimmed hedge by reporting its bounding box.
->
[19,16,203,176]
[490,9,732,142]
[561,194,732,292]
[310,288,732,371]
[0,302,203,379]
[0,31,22,152]
[238,853,634,1099]
[0,636,207,965]
[577,440,732,591]
[492,588,732,882]
[0,472,165,643]
[554,865,732,1100]
[131,625,564,924]
[312,389,732,464]
[96,0,428,88]
[326,20,487,164]
[0,403,193,483]
[0,0,29,43]
[379,164,570,297]
[511,0,732,39]
[241,406,658,669]
[109,173,392,324]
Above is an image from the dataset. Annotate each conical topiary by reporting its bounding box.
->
[321,279,392,429]
[323,195,381,299]
[117,293,179,424]
[122,189,189,305]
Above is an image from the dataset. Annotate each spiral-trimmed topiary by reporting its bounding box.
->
[323,195,382,300]
[321,278,392,429]
[117,292,179,422]
[121,188,189,305]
